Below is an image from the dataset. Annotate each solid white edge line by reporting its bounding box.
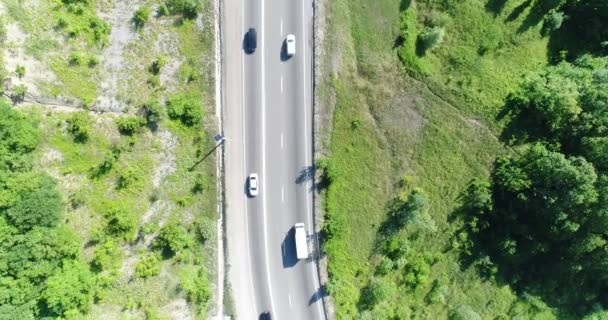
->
[260,0,278,315]
[241,0,258,316]
[302,0,325,318]
[281,132,284,149]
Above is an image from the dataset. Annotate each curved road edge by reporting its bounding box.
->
[311,0,335,318]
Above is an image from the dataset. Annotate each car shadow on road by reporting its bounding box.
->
[280,40,290,62]
[281,227,298,268]
[244,178,254,199]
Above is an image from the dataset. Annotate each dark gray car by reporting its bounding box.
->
[245,28,257,54]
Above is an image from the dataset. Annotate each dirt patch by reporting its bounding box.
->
[1,2,58,96]
[96,0,141,112]
[152,21,184,94]
[160,298,193,320]
[153,130,178,187]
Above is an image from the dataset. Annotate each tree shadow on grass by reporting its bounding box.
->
[485,0,508,16]
[516,0,562,34]
[506,0,532,22]
[546,2,608,63]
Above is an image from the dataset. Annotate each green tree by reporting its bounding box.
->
[155,222,191,256]
[166,93,202,126]
[470,143,607,308]
[5,176,63,231]
[67,112,93,143]
[543,9,564,34]
[42,260,94,316]
[103,202,137,239]
[417,27,444,54]
[507,67,581,140]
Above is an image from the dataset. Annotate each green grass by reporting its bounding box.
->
[321,0,558,318]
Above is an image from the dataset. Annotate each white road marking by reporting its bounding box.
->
[281,133,284,149]
[282,187,285,203]
[280,19,283,35]
[260,0,277,314]
[280,76,283,92]
[241,0,257,315]
[288,293,293,308]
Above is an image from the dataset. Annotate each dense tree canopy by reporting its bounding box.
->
[0,100,92,318]
[468,56,608,312]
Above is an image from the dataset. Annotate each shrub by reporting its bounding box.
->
[179,267,211,311]
[116,116,145,135]
[67,111,93,143]
[91,240,122,272]
[360,278,394,308]
[12,84,27,102]
[132,6,150,28]
[417,27,444,54]
[68,51,84,66]
[88,17,111,45]
[103,202,137,239]
[15,65,25,78]
[87,55,99,68]
[116,166,140,190]
[543,9,564,34]
[165,0,200,19]
[149,56,167,75]
[196,217,214,243]
[316,157,337,185]
[135,253,161,278]
[376,256,394,276]
[403,256,431,288]
[155,222,191,256]
[166,93,202,126]
[192,173,206,193]
[148,75,160,88]
[157,3,170,16]
[142,100,163,127]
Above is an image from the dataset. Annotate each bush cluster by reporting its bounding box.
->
[166,93,202,126]
[67,111,93,143]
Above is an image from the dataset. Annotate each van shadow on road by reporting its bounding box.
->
[280,40,292,62]
[281,227,298,268]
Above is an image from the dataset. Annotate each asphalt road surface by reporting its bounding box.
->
[223,0,325,318]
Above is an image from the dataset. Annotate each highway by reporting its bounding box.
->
[223,0,325,318]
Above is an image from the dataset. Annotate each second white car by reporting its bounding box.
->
[286,34,296,57]
[248,173,259,197]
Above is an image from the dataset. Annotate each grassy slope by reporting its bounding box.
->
[322,0,557,318]
[4,0,218,318]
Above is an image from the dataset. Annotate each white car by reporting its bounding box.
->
[248,173,259,197]
[286,34,296,57]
